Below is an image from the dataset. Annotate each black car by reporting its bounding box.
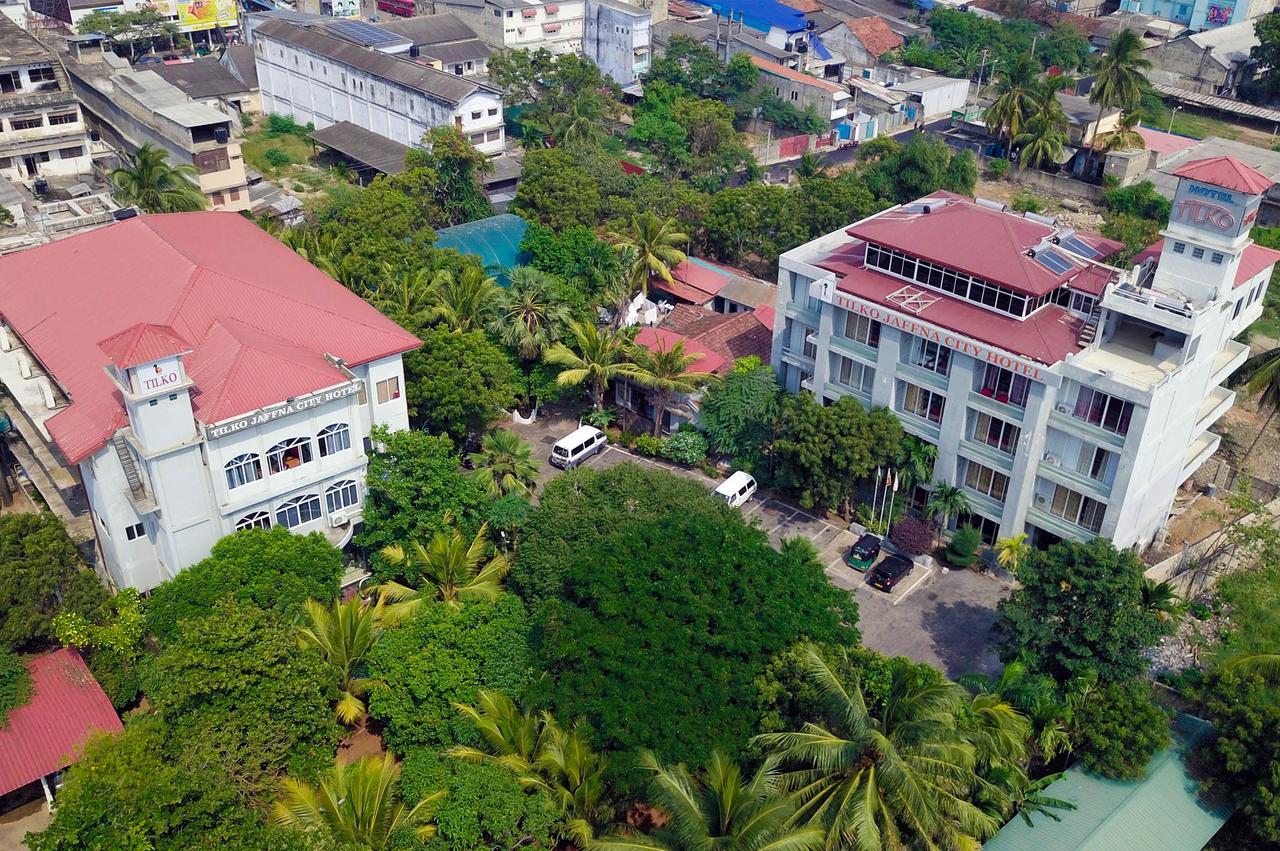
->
[868,554,914,592]
[846,533,882,572]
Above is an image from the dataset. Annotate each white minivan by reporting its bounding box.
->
[714,470,757,508]
[550,425,607,469]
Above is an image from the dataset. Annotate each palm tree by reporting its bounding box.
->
[1095,110,1146,152]
[795,152,826,179]
[1140,577,1184,623]
[1228,346,1280,462]
[528,717,613,845]
[995,532,1032,573]
[984,54,1038,153]
[1089,29,1151,148]
[959,660,1072,764]
[896,437,938,490]
[272,754,442,850]
[927,482,971,533]
[608,212,689,297]
[368,263,448,322]
[1015,88,1071,171]
[296,598,383,726]
[373,518,511,619]
[547,100,608,148]
[1223,652,1280,682]
[544,321,647,410]
[489,267,573,361]
[594,751,825,851]
[626,340,717,436]
[467,429,539,498]
[947,44,983,79]
[429,265,499,332]
[447,689,541,771]
[753,648,998,850]
[109,143,207,213]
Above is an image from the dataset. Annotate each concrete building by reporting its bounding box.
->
[583,0,651,87]
[1120,0,1273,33]
[892,74,968,123]
[151,57,262,115]
[30,0,238,45]
[750,54,850,128]
[0,17,92,183]
[253,17,505,154]
[375,13,493,77]
[1145,20,1259,96]
[0,212,421,592]
[433,0,587,55]
[770,156,1280,550]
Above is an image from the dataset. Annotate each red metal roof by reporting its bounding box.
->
[1133,239,1280,288]
[652,278,716,306]
[0,648,122,797]
[844,16,903,57]
[749,56,847,95]
[1134,126,1198,158]
[1173,156,1275,195]
[817,241,1084,366]
[97,323,192,370]
[0,213,422,464]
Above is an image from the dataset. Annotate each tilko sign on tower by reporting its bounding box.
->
[1173,181,1261,239]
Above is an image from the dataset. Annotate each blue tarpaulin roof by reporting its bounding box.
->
[706,0,804,33]
[433,213,529,284]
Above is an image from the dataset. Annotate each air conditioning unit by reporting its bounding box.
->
[1035,494,1048,505]
[1043,453,1060,466]
[329,511,349,528]
[1056,404,1070,414]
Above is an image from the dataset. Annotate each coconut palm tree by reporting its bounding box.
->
[959,660,1073,764]
[109,143,208,213]
[753,648,998,850]
[1015,86,1071,170]
[626,340,717,436]
[1089,29,1151,147]
[528,717,613,845]
[995,532,1032,573]
[947,44,983,79]
[1095,110,1146,152]
[1228,346,1280,463]
[795,151,826,179]
[927,482,971,533]
[489,267,573,361]
[543,321,647,410]
[429,265,499,332]
[447,689,541,771]
[467,429,539,498]
[368,263,448,323]
[1140,577,1184,624]
[1223,652,1280,682]
[984,53,1038,153]
[594,751,826,851]
[896,437,938,490]
[272,754,442,851]
[373,519,511,620]
[608,212,689,296]
[296,598,383,726]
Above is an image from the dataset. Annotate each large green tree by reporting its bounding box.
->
[405,125,494,226]
[1073,678,1171,779]
[513,464,859,791]
[404,326,518,442]
[0,512,108,651]
[992,538,1167,682]
[512,148,603,230]
[698,356,781,466]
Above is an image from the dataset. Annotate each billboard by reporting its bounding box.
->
[179,0,236,30]
[1171,179,1262,240]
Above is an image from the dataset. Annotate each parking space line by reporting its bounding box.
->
[892,564,934,606]
[740,499,766,519]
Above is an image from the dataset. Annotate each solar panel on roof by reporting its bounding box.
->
[326,19,406,46]
[1034,249,1074,275]
[1060,236,1101,259]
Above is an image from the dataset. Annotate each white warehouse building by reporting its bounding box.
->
[771,155,1280,550]
[0,212,420,592]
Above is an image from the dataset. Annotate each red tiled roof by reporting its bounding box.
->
[0,649,122,797]
[754,303,776,331]
[634,326,728,374]
[1133,239,1280,288]
[666,0,706,18]
[1173,156,1275,195]
[779,0,822,11]
[0,213,422,465]
[845,16,902,57]
[656,304,774,368]
[817,241,1083,366]
[97,323,192,370]
[749,55,847,96]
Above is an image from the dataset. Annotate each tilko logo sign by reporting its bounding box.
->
[204,383,363,440]
[1173,180,1261,239]
[141,362,180,392]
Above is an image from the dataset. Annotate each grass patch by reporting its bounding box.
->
[242,130,313,177]
[1144,103,1273,148]
[1212,559,1280,665]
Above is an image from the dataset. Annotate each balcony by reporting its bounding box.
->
[968,390,1026,422]
[1210,339,1249,386]
[1070,322,1181,394]
[1102,281,1196,334]
[1181,431,1220,480]
[1025,506,1092,542]
[1047,408,1129,449]
[1196,385,1235,432]
[1037,454,1112,499]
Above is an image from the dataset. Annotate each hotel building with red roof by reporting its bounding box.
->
[771,156,1279,549]
[0,212,420,591]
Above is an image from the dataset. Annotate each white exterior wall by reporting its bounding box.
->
[254,34,505,154]
[0,69,92,182]
[498,0,586,52]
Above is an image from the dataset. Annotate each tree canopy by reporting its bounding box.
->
[404,326,518,443]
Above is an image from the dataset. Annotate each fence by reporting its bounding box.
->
[1191,458,1280,504]
[751,131,839,166]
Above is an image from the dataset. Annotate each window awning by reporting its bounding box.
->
[521,8,536,16]
[546,4,559,11]
[542,21,560,31]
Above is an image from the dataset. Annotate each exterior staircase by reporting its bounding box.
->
[111,433,147,503]
[1077,301,1103,347]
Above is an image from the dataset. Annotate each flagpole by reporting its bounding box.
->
[885,470,898,532]
[871,465,882,525]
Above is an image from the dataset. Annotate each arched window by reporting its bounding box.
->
[317,423,351,457]
[267,437,313,474]
[325,479,359,514]
[235,511,271,531]
[224,453,262,490]
[275,493,322,529]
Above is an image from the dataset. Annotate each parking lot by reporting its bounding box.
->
[512,413,1007,677]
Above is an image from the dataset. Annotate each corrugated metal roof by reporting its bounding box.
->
[0,213,421,464]
[97,323,192,369]
[1173,155,1276,194]
[0,648,122,797]
[310,121,410,175]
[984,715,1233,851]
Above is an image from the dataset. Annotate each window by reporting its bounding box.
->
[10,116,41,131]
[963,459,1010,501]
[229,188,240,200]
[325,479,359,513]
[898,381,945,424]
[1192,247,1205,259]
[29,66,54,83]
[224,453,263,489]
[836,309,880,347]
[0,71,20,92]
[57,146,82,159]
[789,90,798,101]
[48,112,76,125]
[1212,252,1225,265]
[1172,241,1185,254]
[487,107,497,115]
[235,511,271,530]
[971,411,1020,454]
[317,423,351,457]
[801,327,818,359]
[1068,291,1096,315]
[831,353,873,394]
[955,511,999,544]
[376,376,401,404]
[1076,443,1117,484]
[276,494,323,529]
[978,364,1030,408]
[1048,484,1105,533]
[124,522,145,540]
[267,437,313,474]
[1071,387,1134,435]
[471,110,482,119]
[470,132,485,143]
[906,338,951,376]
[211,191,224,205]
[486,129,501,141]
[1233,298,1244,319]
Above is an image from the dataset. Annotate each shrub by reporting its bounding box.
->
[0,646,30,724]
[945,525,983,568]
[633,434,661,456]
[1102,180,1172,221]
[1075,678,1171,779]
[985,157,1011,179]
[658,430,709,466]
[263,148,293,169]
[581,407,615,430]
[890,516,933,556]
[1011,192,1043,214]
[265,113,307,137]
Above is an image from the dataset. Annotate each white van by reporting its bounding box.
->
[714,471,757,508]
[550,425,607,469]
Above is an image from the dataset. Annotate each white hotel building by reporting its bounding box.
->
[0,212,420,592]
[771,156,1280,550]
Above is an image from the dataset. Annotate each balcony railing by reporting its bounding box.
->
[1105,282,1193,319]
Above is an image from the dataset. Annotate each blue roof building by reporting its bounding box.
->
[433,213,530,283]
